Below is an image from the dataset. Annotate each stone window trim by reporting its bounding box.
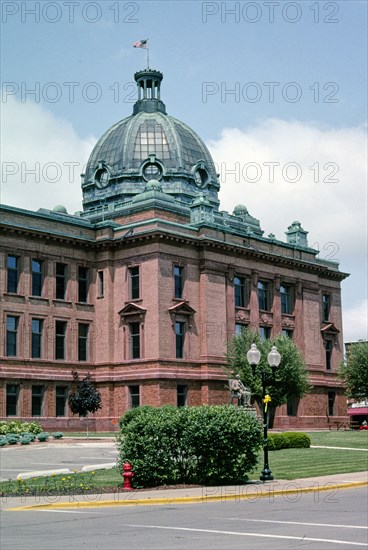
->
[168,303,196,360]
[168,301,196,330]
[119,303,147,361]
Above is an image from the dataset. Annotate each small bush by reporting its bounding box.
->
[6,434,19,445]
[52,432,64,439]
[20,436,32,445]
[37,432,49,442]
[268,432,311,450]
[119,405,263,487]
[21,432,36,441]
[0,436,7,446]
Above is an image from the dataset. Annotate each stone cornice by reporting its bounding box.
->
[0,212,348,281]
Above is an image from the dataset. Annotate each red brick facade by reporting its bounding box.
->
[0,204,348,431]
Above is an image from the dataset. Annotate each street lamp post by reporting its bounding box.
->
[246,343,281,482]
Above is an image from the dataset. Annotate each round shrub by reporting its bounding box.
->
[52,432,64,439]
[0,436,7,446]
[6,434,19,445]
[119,405,263,487]
[21,432,36,441]
[37,432,49,442]
[20,435,32,445]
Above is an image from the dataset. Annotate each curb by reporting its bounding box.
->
[8,480,368,511]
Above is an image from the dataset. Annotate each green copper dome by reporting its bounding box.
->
[82,69,219,216]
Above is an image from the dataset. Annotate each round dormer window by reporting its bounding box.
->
[194,167,208,188]
[95,167,109,188]
[143,163,162,181]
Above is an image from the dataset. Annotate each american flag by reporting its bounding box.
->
[133,39,148,49]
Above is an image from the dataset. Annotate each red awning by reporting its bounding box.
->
[347,407,368,416]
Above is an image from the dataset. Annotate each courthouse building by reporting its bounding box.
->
[0,69,348,430]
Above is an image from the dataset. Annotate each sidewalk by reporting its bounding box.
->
[2,471,367,512]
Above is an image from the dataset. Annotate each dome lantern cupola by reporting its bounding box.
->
[133,69,167,115]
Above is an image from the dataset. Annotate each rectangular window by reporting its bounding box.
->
[234,276,246,308]
[287,397,298,417]
[175,321,185,358]
[258,281,270,311]
[55,320,67,360]
[31,318,43,358]
[56,263,67,300]
[6,316,18,357]
[56,386,68,416]
[129,322,140,359]
[6,384,18,416]
[174,265,184,299]
[129,266,140,300]
[235,323,244,335]
[177,385,188,407]
[129,385,140,408]
[7,255,19,293]
[323,294,331,322]
[281,284,293,315]
[32,385,44,416]
[325,339,333,370]
[282,329,293,339]
[78,323,89,361]
[31,259,43,296]
[78,267,89,303]
[259,326,271,341]
[328,391,335,416]
[97,271,104,297]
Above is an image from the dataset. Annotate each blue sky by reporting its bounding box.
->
[1,0,367,341]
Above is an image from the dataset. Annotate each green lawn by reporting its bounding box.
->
[254,446,368,480]
[306,430,368,449]
[63,432,118,438]
[1,430,367,496]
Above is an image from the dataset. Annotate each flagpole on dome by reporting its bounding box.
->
[133,38,149,69]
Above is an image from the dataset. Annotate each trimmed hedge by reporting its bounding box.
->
[268,432,311,450]
[118,405,263,487]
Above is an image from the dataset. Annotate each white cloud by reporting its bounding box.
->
[1,97,96,213]
[208,119,367,256]
[207,119,367,342]
[343,300,368,343]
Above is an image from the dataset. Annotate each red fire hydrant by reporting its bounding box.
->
[122,462,134,491]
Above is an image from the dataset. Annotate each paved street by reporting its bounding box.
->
[1,487,367,549]
[0,441,118,480]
